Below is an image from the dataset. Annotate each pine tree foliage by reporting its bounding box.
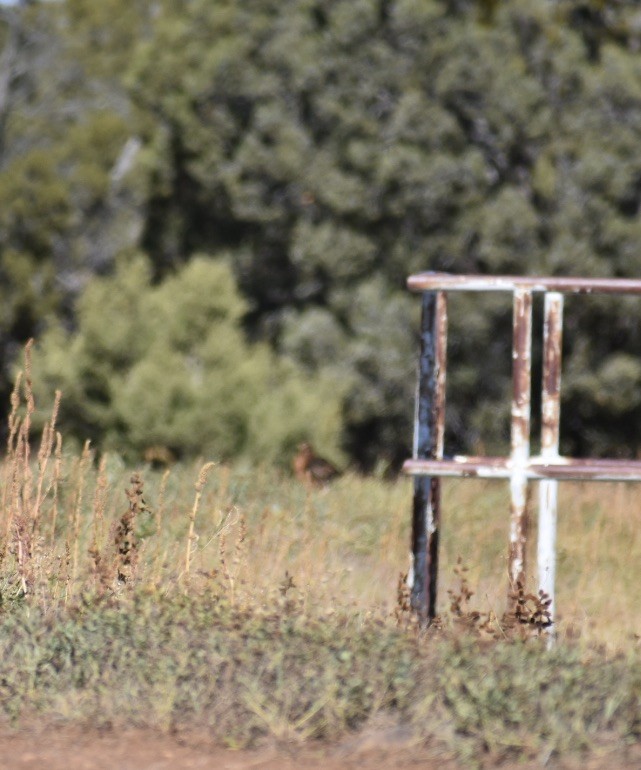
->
[3,0,641,464]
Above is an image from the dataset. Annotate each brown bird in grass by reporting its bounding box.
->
[293,442,341,487]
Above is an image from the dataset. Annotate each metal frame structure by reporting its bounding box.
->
[404,273,641,628]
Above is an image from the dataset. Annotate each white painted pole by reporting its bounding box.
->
[508,289,533,598]
[538,292,564,640]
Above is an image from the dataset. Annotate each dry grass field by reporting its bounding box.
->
[1,351,641,768]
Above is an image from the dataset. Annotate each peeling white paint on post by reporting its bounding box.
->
[538,292,564,637]
[508,288,532,597]
[434,292,448,461]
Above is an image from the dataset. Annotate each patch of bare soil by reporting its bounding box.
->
[0,724,456,770]
[0,725,639,770]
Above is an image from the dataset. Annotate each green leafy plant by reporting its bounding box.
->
[32,255,344,466]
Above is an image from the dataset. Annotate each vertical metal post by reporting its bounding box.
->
[508,288,532,598]
[411,291,448,624]
[434,293,448,462]
[538,292,564,632]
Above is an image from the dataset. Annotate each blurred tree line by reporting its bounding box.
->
[2,0,641,468]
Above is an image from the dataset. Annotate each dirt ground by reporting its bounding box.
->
[0,725,458,770]
[0,725,640,770]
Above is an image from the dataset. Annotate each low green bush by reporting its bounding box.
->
[32,254,344,466]
[0,589,640,765]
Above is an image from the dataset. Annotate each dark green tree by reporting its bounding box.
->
[4,0,641,464]
[0,1,151,408]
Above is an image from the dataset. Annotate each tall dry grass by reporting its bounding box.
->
[0,345,640,650]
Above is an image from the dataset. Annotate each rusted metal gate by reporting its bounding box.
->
[404,273,641,629]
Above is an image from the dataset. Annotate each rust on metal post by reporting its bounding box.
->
[538,293,563,631]
[407,273,641,296]
[435,292,448,459]
[410,291,447,625]
[508,288,532,597]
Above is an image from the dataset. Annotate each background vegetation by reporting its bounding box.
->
[2,0,641,468]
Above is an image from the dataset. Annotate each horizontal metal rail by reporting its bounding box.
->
[407,273,641,295]
[403,457,641,482]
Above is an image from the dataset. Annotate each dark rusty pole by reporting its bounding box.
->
[538,292,563,634]
[411,290,447,625]
[508,288,532,600]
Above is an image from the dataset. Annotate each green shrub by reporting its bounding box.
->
[33,254,344,465]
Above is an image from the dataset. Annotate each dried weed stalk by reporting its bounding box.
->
[31,389,61,535]
[87,456,114,594]
[48,431,63,547]
[447,557,483,631]
[114,473,148,584]
[445,558,553,640]
[0,342,63,594]
[184,461,216,586]
[504,582,553,636]
[218,509,247,606]
[69,440,92,583]
[155,468,171,537]
[394,572,413,627]
[92,456,109,549]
